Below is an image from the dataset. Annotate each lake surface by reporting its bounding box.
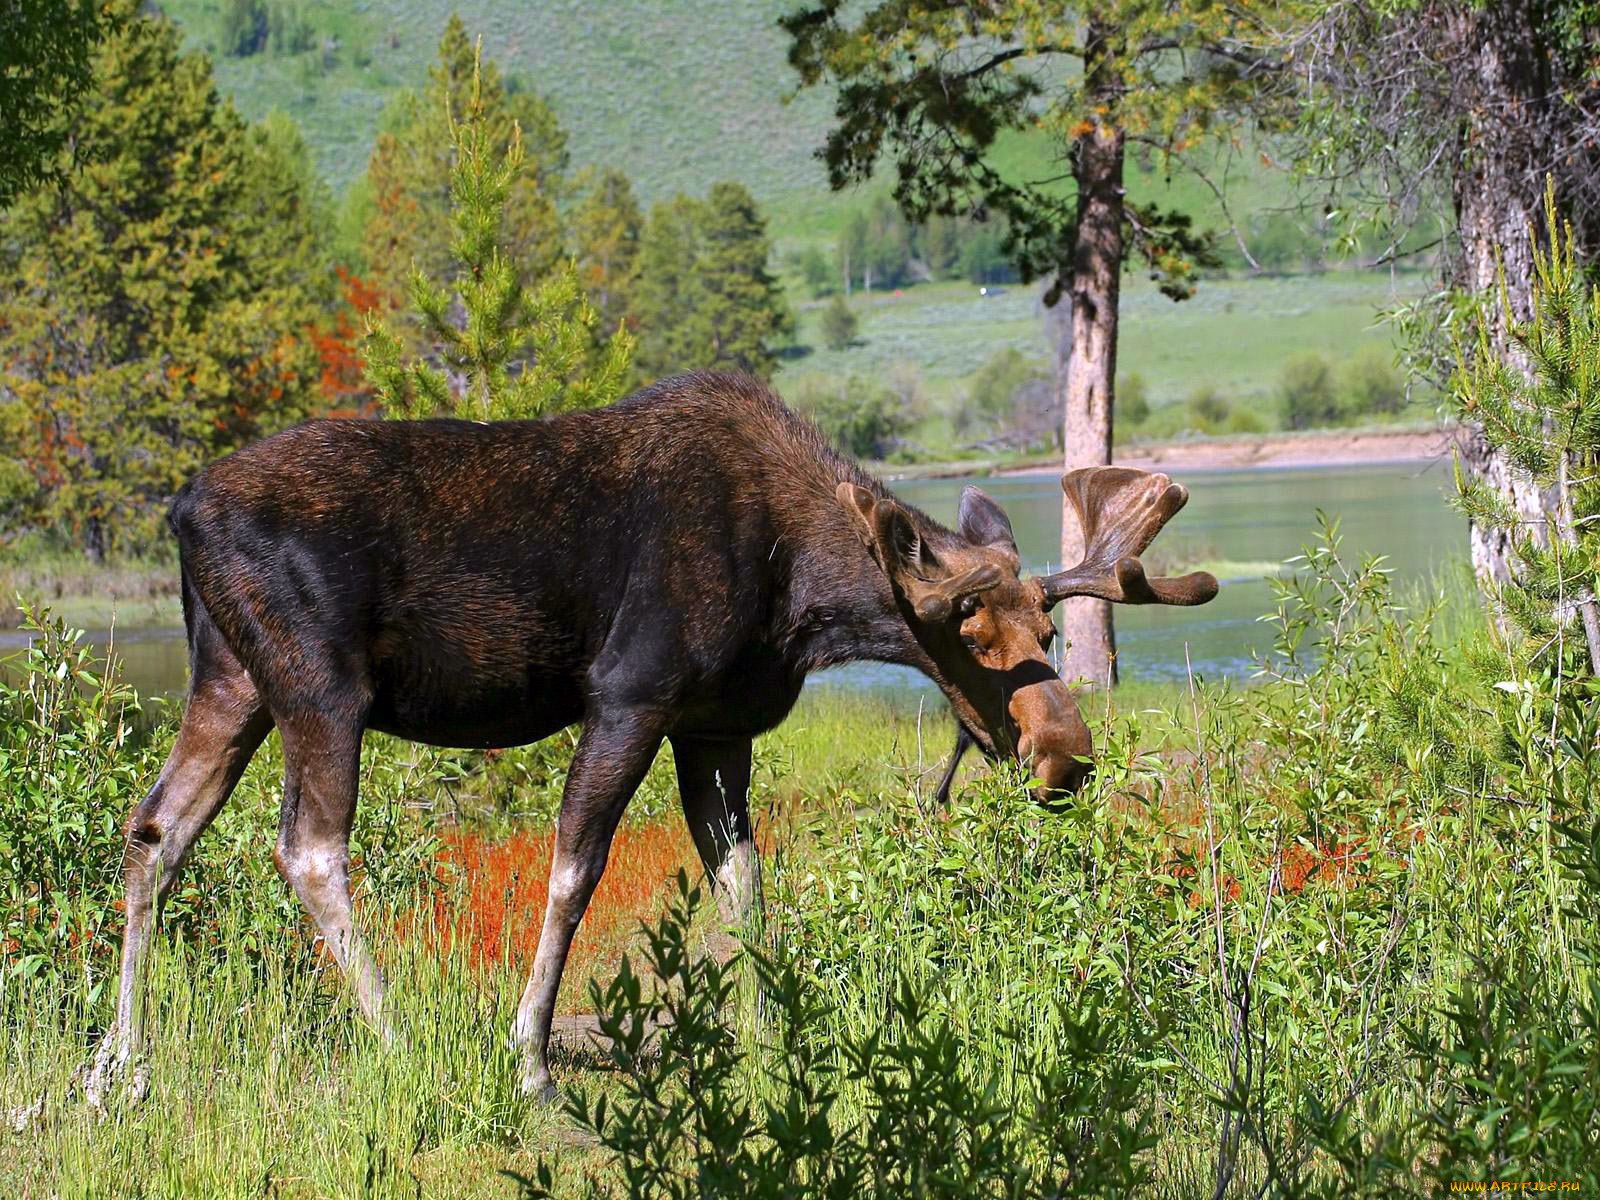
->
[821,459,1465,695]
[1,461,1464,703]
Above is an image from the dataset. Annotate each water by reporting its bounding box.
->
[2,461,1465,702]
[819,459,1465,696]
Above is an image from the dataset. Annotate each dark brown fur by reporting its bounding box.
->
[88,371,1214,1104]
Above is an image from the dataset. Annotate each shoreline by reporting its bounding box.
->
[885,424,1465,481]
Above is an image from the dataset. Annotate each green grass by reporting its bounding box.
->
[778,268,1430,457]
[9,544,1595,1196]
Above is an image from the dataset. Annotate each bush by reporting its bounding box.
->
[1118,373,1151,427]
[794,376,909,459]
[1279,352,1340,429]
[1246,210,1325,273]
[1187,386,1231,431]
[819,294,859,351]
[1341,347,1406,418]
[1223,405,1267,434]
[0,606,443,986]
[517,876,1156,1200]
[793,246,835,298]
[955,347,1052,445]
[220,0,269,57]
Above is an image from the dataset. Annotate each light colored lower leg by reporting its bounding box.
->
[512,846,602,1099]
[713,834,760,926]
[90,703,264,1106]
[279,843,388,1031]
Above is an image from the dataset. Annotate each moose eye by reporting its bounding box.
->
[957,595,982,618]
[961,634,981,655]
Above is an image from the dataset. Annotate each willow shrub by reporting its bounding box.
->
[0,605,444,991]
[537,523,1599,1197]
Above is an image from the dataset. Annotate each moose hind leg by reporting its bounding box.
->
[274,715,389,1033]
[671,735,759,926]
[512,712,667,1101]
[89,665,272,1106]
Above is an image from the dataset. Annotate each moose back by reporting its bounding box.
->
[88,371,1217,1104]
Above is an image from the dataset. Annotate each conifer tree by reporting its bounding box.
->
[361,51,631,421]
[1454,181,1600,675]
[0,0,323,558]
[360,15,567,319]
[633,183,792,383]
[571,167,643,340]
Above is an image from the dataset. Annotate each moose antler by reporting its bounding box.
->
[904,562,1003,623]
[1037,467,1219,607]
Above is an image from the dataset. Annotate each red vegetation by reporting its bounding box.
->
[418,822,699,988]
[1170,834,1371,910]
[313,268,382,417]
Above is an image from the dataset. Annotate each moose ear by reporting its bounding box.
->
[958,486,1016,552]
[837,481,927,574]
[837,481,1000,621]
[836,482,879,548]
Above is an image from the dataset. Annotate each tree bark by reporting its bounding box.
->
[1448,1,1551,586]
[1059,21,1125,686]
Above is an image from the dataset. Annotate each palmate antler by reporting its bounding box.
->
[1038,467,1220,608]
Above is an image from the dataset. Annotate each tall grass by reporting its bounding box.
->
[534,528,1599,1196]
[3,529,1597,1196]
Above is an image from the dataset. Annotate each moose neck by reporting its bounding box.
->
[767,454,955,684]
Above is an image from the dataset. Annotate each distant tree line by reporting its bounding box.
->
[793,196,1018,298]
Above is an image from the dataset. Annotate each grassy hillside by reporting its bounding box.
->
[162,0,842,207]
[161,0,1310,249]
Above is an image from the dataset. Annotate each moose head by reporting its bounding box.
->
[838,465,1218,800]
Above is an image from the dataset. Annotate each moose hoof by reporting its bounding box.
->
[82,1029,149,1113]
[519,1068,558,1106]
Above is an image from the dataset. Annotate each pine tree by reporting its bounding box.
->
[632,196,704,385]
[1454,181,1600,675]
[571,167,643,340]
[633,183,792,383]
[784,0,1264,683]
[361,51,631,422]
[698,183,794,377]
[359,15,567,321]
[0,0,323,559]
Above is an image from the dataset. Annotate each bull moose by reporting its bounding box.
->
[88,371,1217,1104]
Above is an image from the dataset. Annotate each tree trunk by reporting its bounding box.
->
[1449,1,1551,586]
[1059,21,1125,687]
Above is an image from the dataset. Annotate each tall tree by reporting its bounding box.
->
[0,0,110,206]
[570,167,643,341]
[1279,1,1600,590]
[0,0,323,559]
[784,1,1269,684]
[633,183,793,382]
[362,54,631,421]
[360,14,568,321]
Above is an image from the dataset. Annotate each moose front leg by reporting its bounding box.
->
[932,725,974,807]
[671,735,759,926]
[512,711,666,1101]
